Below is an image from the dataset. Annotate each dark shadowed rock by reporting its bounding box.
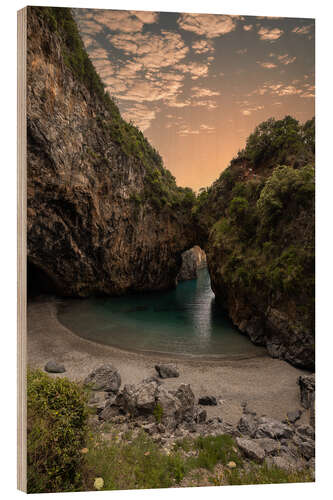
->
[155,364,179,379]
[236,437,265,462]
[44,360,65,373]
[299,374,315,409]
[284,409,302,424]
[84,364,121,393]
[198,395,217,406]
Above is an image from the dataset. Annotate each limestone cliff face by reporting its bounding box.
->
[177,246,207,282]
[196,117,315,369]
[27,8,196,297]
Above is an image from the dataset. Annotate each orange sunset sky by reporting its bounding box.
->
[74,9,315,191]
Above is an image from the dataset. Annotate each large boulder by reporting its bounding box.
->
[253,417,293,440]
[175,384,195,421]
[84,364,121,393]
[156,386,181,426]
[155,364,179,379]
[44,360,65,373]
[236,438,265,462]
[237,414,258,436]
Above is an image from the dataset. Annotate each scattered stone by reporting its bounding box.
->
[236,437,265,462]
[99,404,120,422]
[227,461,237,469]
[84,364,121,393]
[198,395,217,406]
[265,455,296,471]
[44,360,65,373]
[254,416,293,440]
[94,477,104,490]
[155,364,179,379]
[142,376,163,385]
[237,414,257,436]
[295,424,315,440]
[284,409,302,424]
[293,434,315,460]
[241,402,257,416]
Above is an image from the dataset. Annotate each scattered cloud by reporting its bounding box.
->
[236,48,248,55]
[176,62,210,79]
[257,27,284,41]
[241,104,264,116]
[191,87,220,98]
[257,61,277,69]
[192,39,214,54]
[178,13,236,38]
[292,25,312,35]
[109,31,189,70]
[200,124,215,132]
[122,103,157,131]
[278,54,296,65]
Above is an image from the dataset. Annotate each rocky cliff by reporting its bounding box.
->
[195,117,315,369]
[27,7,196,297]
[177,246,207,282]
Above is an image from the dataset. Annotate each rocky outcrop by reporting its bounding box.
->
[84,364,121,393]
[27,7,196,297]
[299,374,315,427]
[85,367,315,473]
[177,246,207,282]
[155,364,179,379]
[196,117,315,369]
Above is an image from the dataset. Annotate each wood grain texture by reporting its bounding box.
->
[17,6,27,493]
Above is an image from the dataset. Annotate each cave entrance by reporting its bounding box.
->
[27,260,59,299]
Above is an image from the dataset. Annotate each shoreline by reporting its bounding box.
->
[27,296,310,426]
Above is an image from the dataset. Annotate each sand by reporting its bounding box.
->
[27,297,310,426]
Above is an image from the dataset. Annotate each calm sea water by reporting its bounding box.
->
[57,268,266,358]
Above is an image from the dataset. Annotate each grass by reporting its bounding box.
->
[27,371,314,493]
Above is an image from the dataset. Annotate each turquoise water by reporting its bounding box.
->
[57,268,265,358]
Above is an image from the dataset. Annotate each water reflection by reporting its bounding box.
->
[58,268,266,358]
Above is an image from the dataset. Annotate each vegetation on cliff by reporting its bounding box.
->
[195,116,315,368]
[34,6,195,212]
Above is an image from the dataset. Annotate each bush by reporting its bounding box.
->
[27,369,89,493]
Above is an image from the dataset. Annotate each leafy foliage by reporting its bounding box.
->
[27,369,89,493]
[235,115,315,169]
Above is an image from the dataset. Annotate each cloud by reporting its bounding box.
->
[191,87,220,98]
[192,99,218,110]
[178,127,200,136]
[192,39,214,54]
[236,48,248,55]
[241,104,264,116]
[132,11,159,24]
[277,54,296,65]
[122,103,157,131]
[243,25,253,31]
[200,124,215,132]
[75,9,159,35]
[176,62,209,79]
[292,25,312,35]
[257,61,277,69]
[109,31,189,71]
[178,13,236,38]
[257,27,284,41]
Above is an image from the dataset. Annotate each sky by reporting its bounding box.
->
[74,9,315,191]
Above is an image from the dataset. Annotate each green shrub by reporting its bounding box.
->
[27,369,89,493]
